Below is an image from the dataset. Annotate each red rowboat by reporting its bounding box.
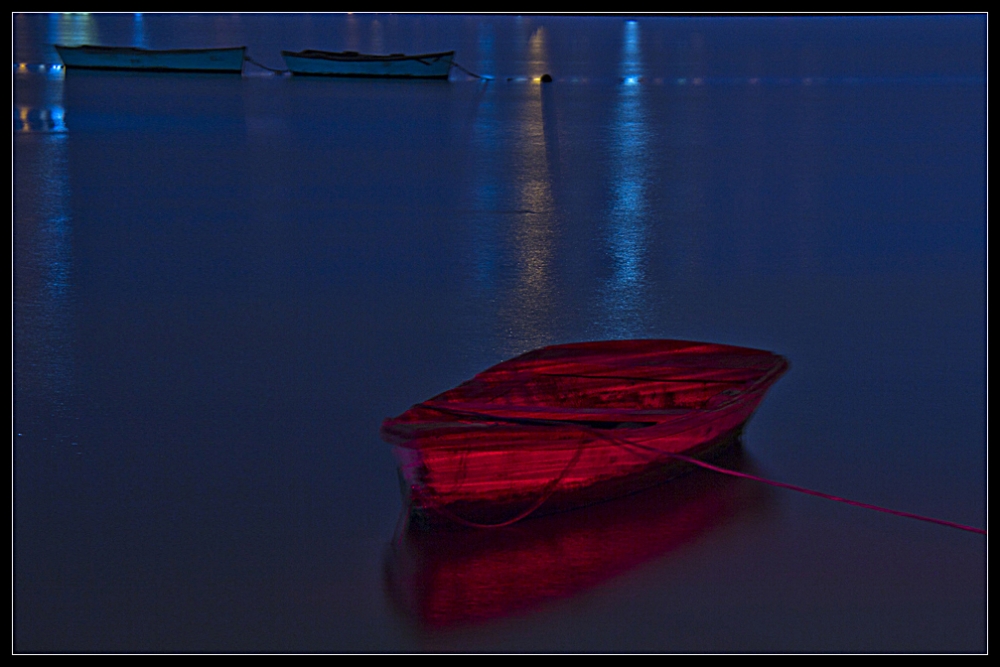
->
[381,340,788,528]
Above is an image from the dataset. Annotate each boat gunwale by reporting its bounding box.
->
[384,399,755,449]
[381,342,788,449]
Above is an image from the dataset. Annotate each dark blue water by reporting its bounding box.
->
[14,13,985,652]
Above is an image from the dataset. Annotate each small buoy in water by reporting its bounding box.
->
[540,73,552,83]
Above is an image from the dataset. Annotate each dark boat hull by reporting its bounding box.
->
[281,49,454,79]
[54,45,246,73]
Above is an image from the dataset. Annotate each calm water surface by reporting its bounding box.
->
[14,13,985,652]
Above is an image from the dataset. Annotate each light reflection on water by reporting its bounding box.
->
[13,104,67,133]
[14,72,75,421]
[468,89,500,295]
[345,13,360,52]
[12,13,985,653]
[477,20,495,79]
[370,17,384,54]
[602,20,651,339]
[13,49,67,134]
[132,13,148,49]
[498,27,559,357]
[49,12,98,47]
[526,25,549,79]
[460,24,506,367]
[386,446,774,630]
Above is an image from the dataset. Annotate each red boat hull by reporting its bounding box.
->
[381,340,788,528]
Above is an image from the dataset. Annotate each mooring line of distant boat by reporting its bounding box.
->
[52,44,476,80]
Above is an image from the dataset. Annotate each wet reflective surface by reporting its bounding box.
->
[14,13,985,652]
[385,446,774,629]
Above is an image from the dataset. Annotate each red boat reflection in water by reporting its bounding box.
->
[381,340,788,528]
[384,446,774,628]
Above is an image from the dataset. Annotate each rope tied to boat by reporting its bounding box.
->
[407,403,986,535]
[243,54,289,74]
[452,60,493,81]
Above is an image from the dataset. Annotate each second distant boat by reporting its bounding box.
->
[280,49,455,79]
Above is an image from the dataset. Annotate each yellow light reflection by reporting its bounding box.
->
[499,27,559,356]
[16,105,68,134]
[50,12,97,47]
[527,26,549,79]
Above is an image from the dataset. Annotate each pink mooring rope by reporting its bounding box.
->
[587,425,986,535]
[412,405,987,535]
[664,451,986,535]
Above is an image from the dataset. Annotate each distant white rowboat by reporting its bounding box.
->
[54,44,246,74]
[281,49,455,79]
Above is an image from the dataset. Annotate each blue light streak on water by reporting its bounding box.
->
[133,12,148,49]
[463,22,502,297]
[602,19,651,339]
[477,19,495,79]
[15,88,75,419]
